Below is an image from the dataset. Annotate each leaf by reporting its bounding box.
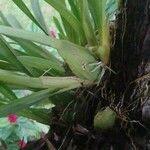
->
[0,11,10,26]
[81,0,97,46]
[87,0,106,31]
[0,86,79,117]
[68,0,80,20]
[62,16,80,44]
[44,0,80,32]
[6,15,22,28]
[0,88,54,117]
[19,108,51,125]
[18,56,65,76]
[0,13,43,76]
[12,0,48,34]
[0,26,100,81]
[0,36,31,75]
[56,40,100,80]
[0,60,17,71]
[0,118,10,127]
[97,46,110,65]
[0,83,17,100]
[53,16,65,37]
[87,0,110,64]
[31,0,48,33]
[44,0,86,43]
[0,69,92,89]
[0,11,54,60]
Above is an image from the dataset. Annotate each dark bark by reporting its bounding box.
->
[108,0,150,149]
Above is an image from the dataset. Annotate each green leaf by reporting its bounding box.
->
[87,0,106,31]
[0,10,54,60]
[15,117,42,140]
[31,0,48,33]
[44,0,80,32]
[53,16,65,37]
[0,69,92,89]
[5,15,22,28]
[0,86,77,117]
[56,40,100,80]
[0,11,10,26]
[0,60,17,71]
[19,108,51,125]
[81,0,97,46]
[12,0,48,34]
[0,83,17,100]
[0,88,54,117]
[44,0,86,43]
[61,16,79,44]
[88,0,110,64]
[0,118,10,127]
[0,36,31,75]
[0,98,9,105]
[68,0,80,20]
[0,26,100,81]
[18,56,65,76]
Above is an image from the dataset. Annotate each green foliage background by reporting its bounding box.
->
[0,0,119,149]
[0,0,57,28]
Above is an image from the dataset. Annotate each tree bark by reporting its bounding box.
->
[109,0,150,149]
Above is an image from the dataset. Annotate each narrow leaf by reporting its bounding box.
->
[18,56,65,75]
[12,0,48,34]
[19,108,51,125]
[0,26,100,81]
[0,83,17,100]
[0,88,54,117]
[44,0,86,43]
[81,0,97,45]
[0,86,79,117]
[0,13,55,60]
[0,36,31,75]
[31,0,48,33]
[0,69,92,89]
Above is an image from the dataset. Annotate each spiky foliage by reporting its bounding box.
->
[0,0,118,123]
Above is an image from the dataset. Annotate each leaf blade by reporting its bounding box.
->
[0,26,100,81]
[12,0,48,34]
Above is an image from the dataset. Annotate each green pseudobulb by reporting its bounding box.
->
[94,107,116,129]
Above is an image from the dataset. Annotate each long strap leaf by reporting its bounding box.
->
[12,0,48,34]
[0,26,100,81]
[0,83,17,100]
[81,0,97,46]
[0,36,32,75]
[0,60,17,71]
[44,0,80,32]
[44,0,86,43]
[0,69,92,89]
[31,0,48,33]
[0,86,81,117]
[19,109,51,125]
[18,56,65,76]
[0,88,54,117]
[0,12,57,60]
